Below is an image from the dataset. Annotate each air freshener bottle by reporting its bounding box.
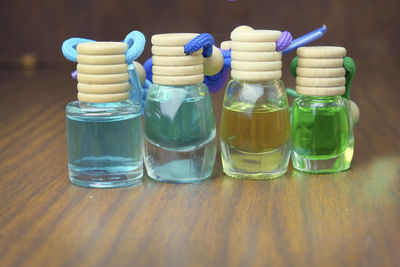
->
[143,33,217,183]
[64,41,143,188]
[290,46,354,173]
[220,29,291,179]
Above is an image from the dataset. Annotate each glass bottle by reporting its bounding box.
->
[220,29,291,179]
[143,33,217,183]
[291,96,354,173]
[66,42,143,188]
[290,46,354,173]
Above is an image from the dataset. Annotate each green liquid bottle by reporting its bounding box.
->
[291,96,354,173]
[290,46,354,173]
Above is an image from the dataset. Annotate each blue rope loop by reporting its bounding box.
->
[221,49,231,68]
[62,37,94,62]
[184,33,215,57]
[124,31,146,63]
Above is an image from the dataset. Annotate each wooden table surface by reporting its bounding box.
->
[1,61,399,267]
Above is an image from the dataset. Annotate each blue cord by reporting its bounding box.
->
[62,37,94,62]
[124,31,146,63]
[184,33,214,57]
[143,57,153,83]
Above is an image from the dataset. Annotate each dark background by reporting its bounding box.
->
[1,0,399,69]
[1,0,398,142]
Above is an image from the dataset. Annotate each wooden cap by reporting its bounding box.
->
[77,42,128,55]
[75,41,130,102]
[152,45,202,56]
[230,26,282,81]
[297,46,346,58]
[295,46,347,96]
[151,33,204,86]
[151,33,199,46]
[231,30,282,42]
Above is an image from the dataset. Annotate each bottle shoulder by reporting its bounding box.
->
[227,79,286,89]
[224,79,288,110]
[293,96,349,110]
[66,100,142,118]
[147,83,210,101]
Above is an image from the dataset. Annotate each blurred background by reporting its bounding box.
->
[0,0,399,150]
[1,0,398,70]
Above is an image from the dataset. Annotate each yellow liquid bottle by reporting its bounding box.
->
[220,27,291,179]
[220,80,291,179]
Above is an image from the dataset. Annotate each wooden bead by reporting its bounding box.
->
[133,61,146,85]
[232,25,254,33]
[220,41,231,50]
[350,100,360,125]
[203,46,224,76]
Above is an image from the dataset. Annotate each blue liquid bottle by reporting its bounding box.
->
[64,41,143,188]
[143,33,217,183]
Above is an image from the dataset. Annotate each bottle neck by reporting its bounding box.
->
[78,100,132,107]
[299,95,343,102]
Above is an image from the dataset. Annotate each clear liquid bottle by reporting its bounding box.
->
[66,42,143,188]
[291,46,354,173]
[220,29,291,179]
[143,33,217,183]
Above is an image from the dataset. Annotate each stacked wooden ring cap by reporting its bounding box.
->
[151,33,205,86]
[295,46,347,96]
[76,42,130,103]
[230,28,283,82]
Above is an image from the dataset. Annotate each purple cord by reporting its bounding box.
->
[71,70,78,79]
[276,31,293,51]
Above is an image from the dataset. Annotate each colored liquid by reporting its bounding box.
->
[220,102,290,153]
[143,89,216,183]
[291,96,354,173]
[220,102,291,179]
[66,101,143,188]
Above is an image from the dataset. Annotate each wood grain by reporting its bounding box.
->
[0,61,399,267]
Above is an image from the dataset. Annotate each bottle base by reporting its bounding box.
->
[68,160,143,188]
[221,140,290,180]
[147,159,212,184]
[223,168,288,180]
[291,148,353,174]
[144,137,216,184]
